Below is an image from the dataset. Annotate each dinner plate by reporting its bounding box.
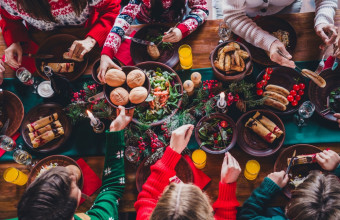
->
[1,91,24,137]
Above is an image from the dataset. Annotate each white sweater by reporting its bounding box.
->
[223,0,338,51]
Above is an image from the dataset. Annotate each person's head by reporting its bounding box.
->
[17,166,82,220]
[16,0,88,23]
[150,183,214,220]
[286,171,340,220]
[150,0,186,22]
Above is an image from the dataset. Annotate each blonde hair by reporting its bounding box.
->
[150,183,214,220]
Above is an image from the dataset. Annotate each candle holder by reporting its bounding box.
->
[217,92,227,113]
[90,118,105,134]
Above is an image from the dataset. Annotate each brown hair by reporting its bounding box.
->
[150,0,186,22]
[150,183,214,220]
[16,0,87,22]
[286,171,340,220]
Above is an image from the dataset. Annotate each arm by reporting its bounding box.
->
[314,0,337,27]
[213,182,239,220]
[333,164,340,178]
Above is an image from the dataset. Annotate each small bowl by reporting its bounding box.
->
[92,58,122,84]
[2,90,24,137]
[195,113,237,154]
[236,109,285,157]
[210,41,253,82]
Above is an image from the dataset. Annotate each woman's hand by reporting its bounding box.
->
[220,152,241,184]
[98,55,122,83]
[162,28,182,43]
[169,124,194,154]
[68,36,96,59]
[110,106,134,132]
[269,40,295,68]
[4,42,22,69]
[267,171,289,188]
[0,60,5,85]
[316,150,340,171]
[315,23,338,45]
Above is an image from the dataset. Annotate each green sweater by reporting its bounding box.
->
[238,165,340,220]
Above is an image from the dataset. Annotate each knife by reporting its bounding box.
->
[0,89,3,117]
[286,150,296,175]
[0,119,10,135]
[124,36,154,45]
[23,53,54,59]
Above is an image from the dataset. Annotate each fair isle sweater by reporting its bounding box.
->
[0,0,121,47]
[101,0,209,59]
[223,0,337,52]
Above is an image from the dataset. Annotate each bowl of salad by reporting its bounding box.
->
[133,61,183,126]
[195,113,237,154]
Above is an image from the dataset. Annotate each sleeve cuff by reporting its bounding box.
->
[262,35,278,52]
[101,47,115,59]
[261,177,282,194]
[159,147,182,170]
[106,130,125,147]
[177,23,190,38]
[218,181,237,201]
[86,32,105,47]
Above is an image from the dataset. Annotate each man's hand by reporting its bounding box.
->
[169,124,194,154]
[315,23,338,45]
[68,36,96,60]
[4,42,22,69]
[267,171,289,188]
[110,106,134,132]
[220,152,241,184]
[162,28,182,43]
[269,40,295,68]
[98,55,122,84]
[316,150,340,171]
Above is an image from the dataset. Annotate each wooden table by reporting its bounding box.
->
[1,11,340,219]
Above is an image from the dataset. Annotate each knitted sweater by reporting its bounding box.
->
[0,0,121,47]
[134,147,240,220]
[101,0,209,58]
[223,0,337,52]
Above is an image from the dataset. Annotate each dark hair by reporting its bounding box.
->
[286,171,340,220]
[150,0,186,22]
[17,167,78,220]
[16,0,87,22]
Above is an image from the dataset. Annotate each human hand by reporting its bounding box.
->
[269,40,295,68]
[66,165,81,182]
[267,171,289,188]
[169,124,194,154]
[98,54,122,83]
[162,28,182,43]
[334,113,340,128]
[110,106,134,132]
[68,36,96,60]
[316,149,340,171]
[220,152,241,184]
[315,23,338,45]
[4,42,22,69]
[0,60,5,85]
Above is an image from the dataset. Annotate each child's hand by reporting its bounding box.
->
[169,124,194,154]
[220,152,241,184]
[267,171,289,188]
[316,150,340,171]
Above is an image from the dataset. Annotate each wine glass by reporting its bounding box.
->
[218,21,232,43]
[294,101,315,126]
[16,67,39,94]
[0,135,33,166]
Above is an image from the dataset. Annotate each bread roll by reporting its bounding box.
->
[127,70,145,88]
[129,87,148,104]
[105,69,126,87]
[110,87,129,106]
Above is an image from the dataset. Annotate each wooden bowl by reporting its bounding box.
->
[92,58,122,84]
[136,155,193,192]
[21,103,72,153]
[130,24,180,68]
[243,16,297,66]
[256,66,306,115]
[133,61,183,126]
[35,34,88,82]
[274,144,322,198]
[195,113,237,154]
[27,155,83,190]
[210,41,253,82]
[308,68,340,122]
[1,91,24,137]
[236,109,285,157]
[103,66,151,110]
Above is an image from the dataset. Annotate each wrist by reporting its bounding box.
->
[85,36,96,45]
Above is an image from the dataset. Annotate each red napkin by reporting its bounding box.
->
[324,56,336,70]
[183,155,211,189]
[76,158,102,205]
[114,31,136,66]
[0,132,21,158]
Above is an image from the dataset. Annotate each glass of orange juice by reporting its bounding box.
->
[178,44,193,69]
[244,160,260,181]
[3,167,28,186]
[192,149,207,169]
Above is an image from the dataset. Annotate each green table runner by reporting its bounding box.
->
[1,61,339,161]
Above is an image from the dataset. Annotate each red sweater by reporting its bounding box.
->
[134,147,239,220]
[0,0,121,47]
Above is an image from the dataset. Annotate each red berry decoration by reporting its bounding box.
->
[298,90,304,96]
[295,95,301,101]
[290,90,297,96]
[220,121,228,128]
[287,95,294,102]
[291,100,298,106]
[213,133,218,138]
[261,80,268,86]
[299,83,305,90]
[266,67,273,75]
[256,82,263,89]
[293,84,300,91]
[257,89,263,96]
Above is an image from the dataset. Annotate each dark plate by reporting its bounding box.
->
[130,24,180,68]
[35,34,88,81]
[236,109,285,157]
[256,66,306,115]
[243,16,297,66]
[274,144,322,198]
[195,113,237,154]
[308,68,340,122]
[2,91,24,137]
[103,66,151,109]
[21,103,72,153]
[133,61,183,126]
[136,155,193,192]
[92,58,122,84]
[27,155,83,189]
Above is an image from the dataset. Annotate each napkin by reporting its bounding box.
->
[324,56,336,70]
[76,158,102,205]
[0,132,21,158]
[114,31,136,66]
[183,155,211,189]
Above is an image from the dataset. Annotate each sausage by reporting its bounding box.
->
[263,91,289,105]
[265,84,290,97]
[264,98,287,111]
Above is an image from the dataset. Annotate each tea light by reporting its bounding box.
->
[183,80,195,96]
[87,110,105,133]
[244,160,260,181]
[191,72,202,88]
[217,92,227,113]
[192,149,207,169]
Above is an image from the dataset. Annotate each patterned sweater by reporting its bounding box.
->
[0,0,121,47]
[101,0,209,59]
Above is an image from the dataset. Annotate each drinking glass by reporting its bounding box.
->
[192,149,207,169]
[0,135,32,166]
[3,167,28,186]
[218,21,232,43]
[178,44,193,70]
[16,67,39,93]
[295,101,315,126]
[244,160,260,181]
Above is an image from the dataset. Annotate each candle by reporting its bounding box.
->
[191,72,202,88]
[192,149,207,169]
[3,167,28,186]
[178,44,193,70]
[183,80,195,96]
[87,110,98,125]
[244,160,260,181]
[219,92,226,106]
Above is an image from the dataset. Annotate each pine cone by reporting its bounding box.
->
[236,99,246,112]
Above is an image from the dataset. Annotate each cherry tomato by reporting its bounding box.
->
[295,95,301,101]
[266,67,273,75]
[220,121,228,128]
[293,84,300,91]
[287,95,294,102]
[299,83,305,90]
[290,90,297,96]
[257,89,263,96]
[262,74,268,80]
[256,82,263,89]
[261,80,268,86]
[298,90,304,96]
[291,100,298,106]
